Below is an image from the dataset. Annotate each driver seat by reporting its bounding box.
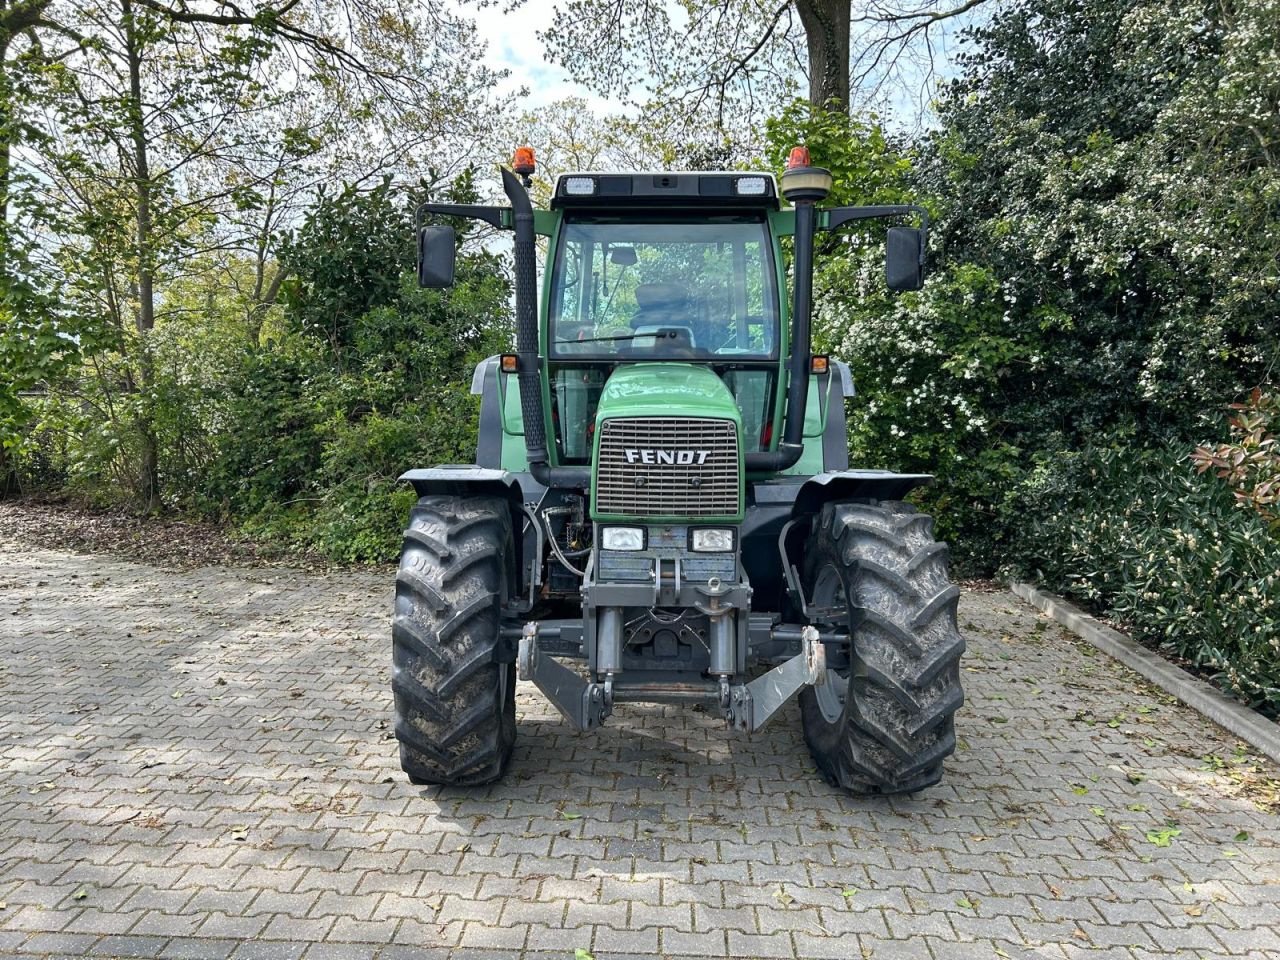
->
[629,282,696,356]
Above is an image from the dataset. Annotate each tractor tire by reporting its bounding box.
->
[798,500,964,795]
[391,495,516,786]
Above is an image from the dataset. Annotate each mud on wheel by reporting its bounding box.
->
[798,500,965,795]
[391,495,516,786]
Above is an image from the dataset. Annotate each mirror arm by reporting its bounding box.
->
[414,202,509,230]
[823,204,929,261]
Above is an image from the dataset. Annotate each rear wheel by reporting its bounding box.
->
[391,495,516,786]
[799,500,965,795]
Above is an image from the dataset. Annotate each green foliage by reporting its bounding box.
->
[307,481,420,566]
[764,102,913,207]
[924,0,1279,440]
[0,300,80,454]
[278,178,413,359]
[761,0,1280,709]
[192,179,510,561]
[1003,442,1280,716]
[761,0,1280,581]
[11,174,510,563]
[763,103,1020,561]
[201,336,331,517]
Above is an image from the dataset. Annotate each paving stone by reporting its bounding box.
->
[229,942,308,960]
[660,928,727,956]
[300,945,379,960]
[20,933,102,955]
[375,947,452,960]
[89,934,171,957]
[64,909,145,936]
[195,913,271,940]
[458,921,529,950]
[0,933,35,952]
[726,930,795,958]
[2,543,1277,960]
[158,937,239,960]
[592,926,660,953]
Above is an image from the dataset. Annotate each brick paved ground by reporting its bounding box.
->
[1,540,1277,960]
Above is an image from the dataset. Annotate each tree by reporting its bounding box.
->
[198,174,511,562]
[8,0,505,508]
[534,0,995,136]
[778,0,1280,568]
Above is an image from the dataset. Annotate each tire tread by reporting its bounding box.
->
[800,499,966,796]
[391,495,516,787]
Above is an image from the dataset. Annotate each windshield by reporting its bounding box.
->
[548,216,778,361]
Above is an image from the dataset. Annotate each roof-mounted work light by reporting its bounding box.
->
[562,176,597,195]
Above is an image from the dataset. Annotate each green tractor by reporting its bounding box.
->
[392,147,964,795]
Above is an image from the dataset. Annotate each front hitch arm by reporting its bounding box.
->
[727,625,827,733]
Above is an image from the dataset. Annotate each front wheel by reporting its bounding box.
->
[799,500,965,795]
[391,495,517,786]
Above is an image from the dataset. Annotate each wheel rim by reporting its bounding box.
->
[810,563,850,724]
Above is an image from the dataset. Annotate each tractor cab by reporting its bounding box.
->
[544,174,783,466]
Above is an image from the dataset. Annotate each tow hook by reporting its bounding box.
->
[803,625,826,686]
[516,621,538,680]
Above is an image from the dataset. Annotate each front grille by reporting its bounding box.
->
[596,417,740,517]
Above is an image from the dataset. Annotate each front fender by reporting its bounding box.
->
[398,467,538,600]
[398,466,530,506]
[788,470,933,519]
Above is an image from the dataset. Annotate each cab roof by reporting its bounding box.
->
[551,171,779,210]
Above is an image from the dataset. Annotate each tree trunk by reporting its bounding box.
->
[2,28,13,269]
[2,30,19,500]
[796,0,851,111]
[122,0,159,512]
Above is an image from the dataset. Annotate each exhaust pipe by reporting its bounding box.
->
[500,169,589,490]
[745,152,831,474]
[743,194,816,473]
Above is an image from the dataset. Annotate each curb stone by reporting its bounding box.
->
[1009,581,1280,765]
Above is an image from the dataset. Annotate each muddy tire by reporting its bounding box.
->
[391,495,516,786]
[798,500,965,795]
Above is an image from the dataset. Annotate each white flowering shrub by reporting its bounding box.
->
[756,0,1280,578]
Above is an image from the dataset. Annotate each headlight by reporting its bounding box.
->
[601,526,645,551]
[691,528,735,552]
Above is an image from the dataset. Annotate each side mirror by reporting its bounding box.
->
[886,226,925,292]
[417,225,457,288]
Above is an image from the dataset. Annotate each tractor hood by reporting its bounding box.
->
[590,363,745,524]
[593,363,742,424]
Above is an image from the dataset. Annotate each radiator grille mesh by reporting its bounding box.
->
[596,417,740,517]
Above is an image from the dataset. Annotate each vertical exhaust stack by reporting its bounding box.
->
[500,166,548,476]
[500,163,587,489]
[744,146,833,473]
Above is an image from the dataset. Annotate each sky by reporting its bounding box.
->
[469,0,618,113]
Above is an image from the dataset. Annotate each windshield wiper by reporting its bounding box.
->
[555,330,678,345]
